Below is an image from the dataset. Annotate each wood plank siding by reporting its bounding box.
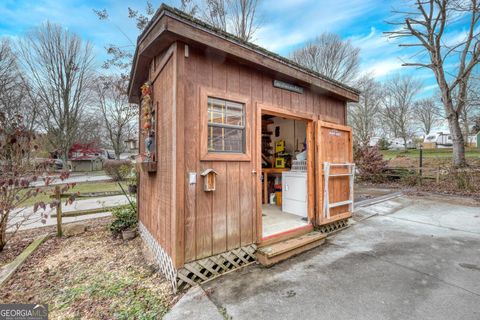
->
[138,51,176,260]
[132,6,358,270]
[180,44,346,264]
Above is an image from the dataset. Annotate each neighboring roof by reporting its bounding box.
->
[129,4,360,102]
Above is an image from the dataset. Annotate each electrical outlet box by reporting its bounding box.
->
[188,172,196,184]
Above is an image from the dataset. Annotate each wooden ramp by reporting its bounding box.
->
[256,231,327,266]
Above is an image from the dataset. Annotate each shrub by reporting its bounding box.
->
[354,144,388,182]
[104,160,132,181]
[450,168,476,192]
[109,203,138,235]
[377,138,391,150]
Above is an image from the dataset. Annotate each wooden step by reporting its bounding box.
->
[256,231,327,266]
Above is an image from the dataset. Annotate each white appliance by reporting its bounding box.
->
[282,171,307,218]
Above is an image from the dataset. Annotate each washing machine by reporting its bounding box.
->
[282,171,307,218]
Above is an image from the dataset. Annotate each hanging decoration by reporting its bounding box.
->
[141,82,155,162]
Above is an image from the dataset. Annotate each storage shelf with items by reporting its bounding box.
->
[261,117,274,167]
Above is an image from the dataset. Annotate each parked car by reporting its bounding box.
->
[33,158,64,171]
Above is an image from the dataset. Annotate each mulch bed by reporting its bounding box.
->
[0,237,33,268]
[0,219,109,268]
[0,218,175,319]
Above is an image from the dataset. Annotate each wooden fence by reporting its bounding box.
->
[378,166,480,185]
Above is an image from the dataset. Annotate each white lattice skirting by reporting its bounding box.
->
[177,244,257,290]
[138,222,178,291]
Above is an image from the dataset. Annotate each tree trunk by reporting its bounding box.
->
[0,218,7,251]
[447,113,467,167]
[55,186,63,237]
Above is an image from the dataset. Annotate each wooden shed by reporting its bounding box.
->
[129,4,359,291]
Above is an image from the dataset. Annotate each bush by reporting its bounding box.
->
[354,144,388,182]
[450,168,476,192]
[104,160,132,181]
[109,203,138,235]
[377,138,391,150]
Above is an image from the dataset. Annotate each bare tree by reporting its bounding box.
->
[0,39,21,129]
[94,1,156,79]
[202,0,228,31]
[77,112,105,146]
[17,22,95,162]
[386,0,480,167]
[473,115,480,133]
[198,0,262,41]
[381,75,422,150]
[229,0,261,41]
[0,39,39,133]
[459,76,480,139]
[414,98,441,136]
[290,33,360,84]
[180,0,199,16]
[348,74,383,145]
[459,102,476,139]
[95,76,137,159]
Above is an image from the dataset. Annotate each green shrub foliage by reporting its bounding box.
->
[109,203,137,235]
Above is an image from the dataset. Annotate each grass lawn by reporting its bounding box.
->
[19,181,128,208]
[0,218,174,319]
[381,148,480,168]
[381,148,480,160]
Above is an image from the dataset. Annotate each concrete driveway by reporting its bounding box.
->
[200,195,480,320]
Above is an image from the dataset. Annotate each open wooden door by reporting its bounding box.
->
[315,121,354,226]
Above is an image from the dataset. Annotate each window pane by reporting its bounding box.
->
[208,98,226,124]
[208,125,244,153]
[226,101,244,126]
[226,100,243,111]
[223,128,244,152]
[209,126,224,151]
[207,97,245,154]
[209,111,224,124]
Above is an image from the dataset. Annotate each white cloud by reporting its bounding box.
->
[422,84,439,93]
[363,57,404,77]
[254,0,381,54]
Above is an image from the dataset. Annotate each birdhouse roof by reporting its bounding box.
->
[201,169,218,176]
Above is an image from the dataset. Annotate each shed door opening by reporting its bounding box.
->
[260,113,312,239]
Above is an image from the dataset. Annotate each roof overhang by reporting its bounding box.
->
[128,6,360,104]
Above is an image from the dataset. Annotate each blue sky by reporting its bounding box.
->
[0,0,472,97]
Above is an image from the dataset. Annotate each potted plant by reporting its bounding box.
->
[109,203,138,240]
[124,166,138,194]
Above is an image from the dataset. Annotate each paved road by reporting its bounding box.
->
[8,195,133,231]
[196,195,480,320]
[30,174,112,187]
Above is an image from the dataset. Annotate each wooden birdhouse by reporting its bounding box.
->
[201,169,218,192]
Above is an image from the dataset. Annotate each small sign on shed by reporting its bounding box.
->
[201,169,218,191]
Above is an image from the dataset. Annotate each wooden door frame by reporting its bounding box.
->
[255,103,316,244]
[315,120,353,225]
